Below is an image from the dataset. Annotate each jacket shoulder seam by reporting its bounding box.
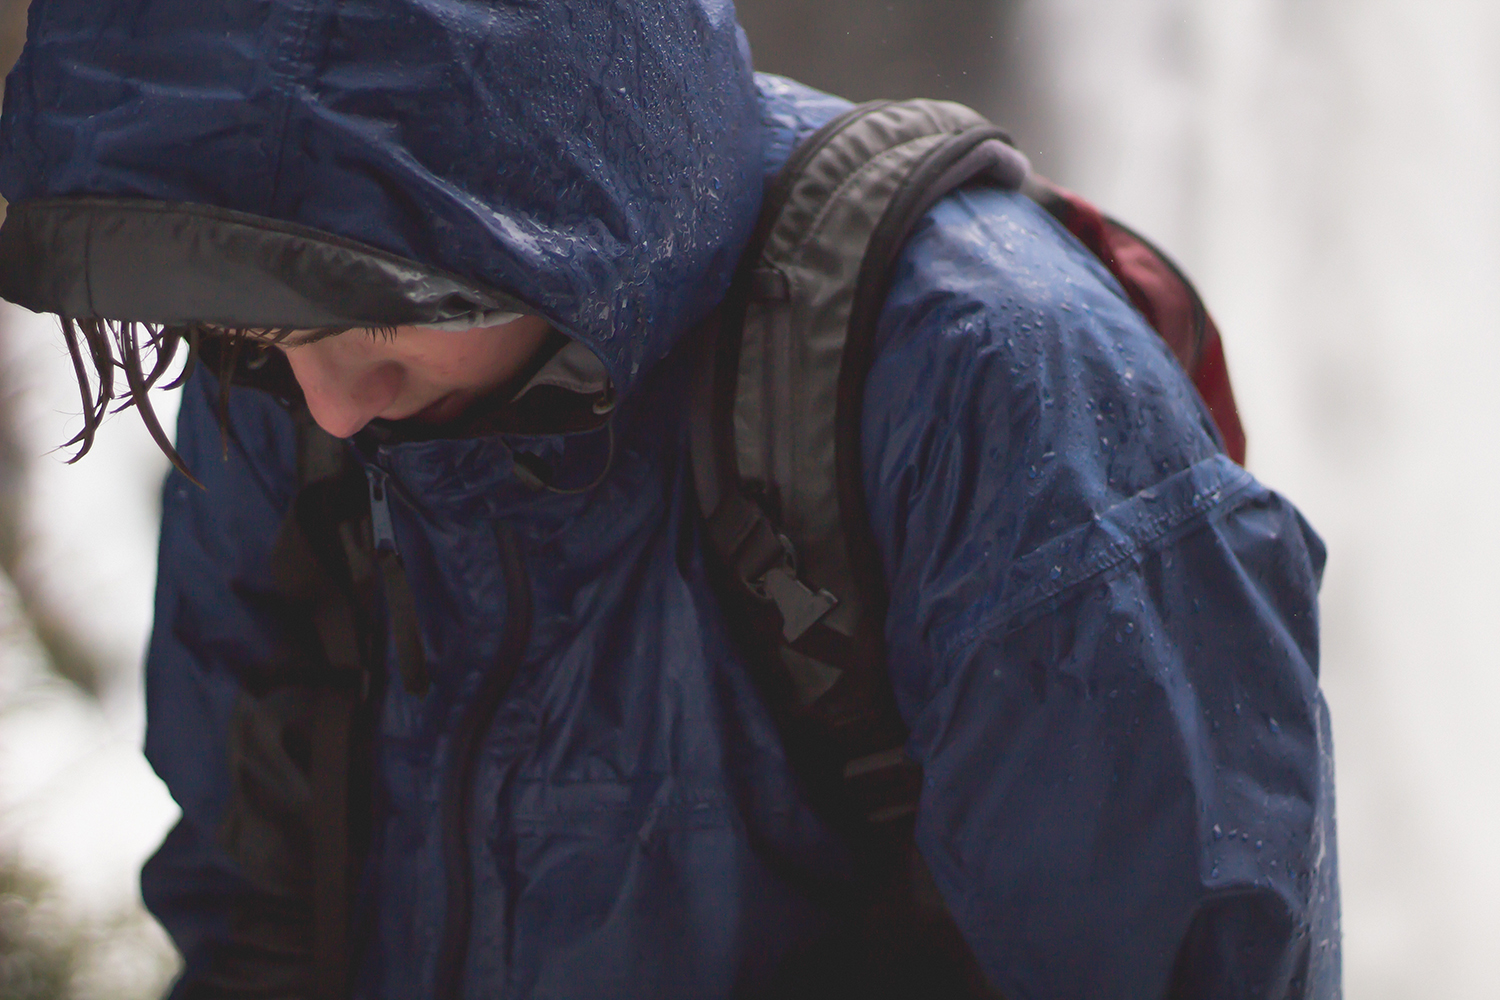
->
[940,454,1257,660]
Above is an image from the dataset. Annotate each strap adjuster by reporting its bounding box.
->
[761,565,838,642]
[752,533,838,642]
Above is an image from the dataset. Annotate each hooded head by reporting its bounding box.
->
[0,0,763,404]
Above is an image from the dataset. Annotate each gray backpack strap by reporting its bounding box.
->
[693,99,1027,832]
[691,100,1026,996]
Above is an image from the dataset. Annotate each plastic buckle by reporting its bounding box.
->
[756,534,838,642]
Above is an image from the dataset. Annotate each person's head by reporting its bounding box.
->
[34,303,556,480]
[0,0,767,470]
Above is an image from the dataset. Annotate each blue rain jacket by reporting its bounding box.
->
[1,2,1339,997]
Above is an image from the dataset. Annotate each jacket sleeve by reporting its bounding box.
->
[863,188,1339,1000]
[141,368,320,997]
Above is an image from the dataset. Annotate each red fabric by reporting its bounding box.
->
[1189,322,1247,465]
[1039,181,1247,465]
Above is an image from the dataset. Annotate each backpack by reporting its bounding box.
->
[229,99,1245,999]
[681,98,1246,995]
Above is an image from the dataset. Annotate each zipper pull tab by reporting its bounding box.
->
[367,467,399,554]
[366,468,430,696]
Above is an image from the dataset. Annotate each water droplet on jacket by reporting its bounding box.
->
[1049,565,1063,581]
[1213,824,1223,840]
[1256,840,1264,850]
[1268,716,1281,734]
[1124,621,1135,634]
[1028,464,1038,479]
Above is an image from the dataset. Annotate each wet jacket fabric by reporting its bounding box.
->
[1,2,1339,997]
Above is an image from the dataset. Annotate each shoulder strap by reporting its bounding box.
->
[691,100,1027,996]
[692,99,1028,842]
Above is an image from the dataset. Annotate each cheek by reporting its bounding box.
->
[404,326,547,390]
[420,341,518,388]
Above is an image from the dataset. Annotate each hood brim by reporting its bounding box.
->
[0,196,531,329]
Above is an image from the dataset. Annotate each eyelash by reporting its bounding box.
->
[279,325,400,348]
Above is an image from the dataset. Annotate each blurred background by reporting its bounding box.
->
[1,1,1496,996]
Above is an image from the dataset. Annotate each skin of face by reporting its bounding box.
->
[277,314,554,438]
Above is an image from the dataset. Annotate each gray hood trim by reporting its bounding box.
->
[0,197,530,328]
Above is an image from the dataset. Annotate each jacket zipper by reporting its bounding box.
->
[365,467,431,695]
[432,523,534,1000]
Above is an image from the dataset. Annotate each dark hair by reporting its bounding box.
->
[58,319,359,486]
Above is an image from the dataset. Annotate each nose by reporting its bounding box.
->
[283,342,405,438]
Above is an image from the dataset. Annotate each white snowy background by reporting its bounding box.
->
[0,2,1495,997]
[1007,3,1500,996]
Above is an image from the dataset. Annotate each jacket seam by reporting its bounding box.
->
[262,0,324,215]
[941,456,1256,661]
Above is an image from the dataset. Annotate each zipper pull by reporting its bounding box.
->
[367,468,399,552]
[366,468,431,696]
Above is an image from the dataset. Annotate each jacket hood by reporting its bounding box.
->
[0,0,763,396]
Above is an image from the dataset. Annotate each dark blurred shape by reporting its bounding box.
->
[0,0,23,80]
[736,0,1019,126]
[735,1,1063,176]
[1,0,27,220]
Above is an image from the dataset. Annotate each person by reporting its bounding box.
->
[0,1,1340,997]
